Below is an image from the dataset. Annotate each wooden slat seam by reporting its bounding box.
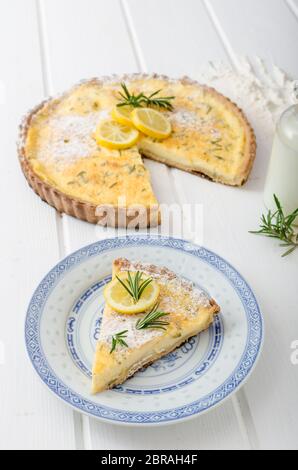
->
[201,0,264,450]
[285,0,298,20]
[35,0,83,450]
[231,392,260,450]
[35,0,54,97]
[202,0,240,69]
[120,0,147,71]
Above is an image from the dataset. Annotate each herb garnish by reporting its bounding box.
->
[110,330,128,353]
[128,164,136,174]
[117,83,175,111]
[136,303,169,331]
[250,194,298,257]
[77,170,88,184]
[116,271,153,303]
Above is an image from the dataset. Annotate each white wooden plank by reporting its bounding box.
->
[41,0,250,449]
[41,0,138,94]
[198,0,298,450]
[90,402,249,450]
[207,0,298,76]
[126,0,298,449]
[0,0,76,450]
[123,0,229,76]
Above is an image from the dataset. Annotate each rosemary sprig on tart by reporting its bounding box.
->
[109,304,169,353]
[117,83,175,111]
[110,330,128,353]
[116,271,153,303]
[136,303,169,331]
[250,194,298,257]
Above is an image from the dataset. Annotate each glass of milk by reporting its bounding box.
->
[264,104,298,220]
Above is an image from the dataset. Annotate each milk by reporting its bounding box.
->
[264,105,298,219]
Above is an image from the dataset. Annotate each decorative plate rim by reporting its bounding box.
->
[25,235,264,426]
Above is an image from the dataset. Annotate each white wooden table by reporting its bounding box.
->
[1,0,298,450]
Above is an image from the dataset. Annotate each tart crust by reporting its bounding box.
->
[18,73,256,227]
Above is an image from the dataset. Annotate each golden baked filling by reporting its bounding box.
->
[18,74,256,226]
[91,258,220,394]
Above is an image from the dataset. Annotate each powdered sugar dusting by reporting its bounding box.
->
[170,108,220,138]
[99,309,163,351]
[36,110,109,165]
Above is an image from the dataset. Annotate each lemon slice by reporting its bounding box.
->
[104,272,160,314]
[111,106,133,127]
[131,108,171,140]
[95,119,139,149]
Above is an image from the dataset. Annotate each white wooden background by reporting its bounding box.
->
[1,0,298,450]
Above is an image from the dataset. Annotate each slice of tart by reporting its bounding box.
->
[91,258,220,394]
[18,74,256,227]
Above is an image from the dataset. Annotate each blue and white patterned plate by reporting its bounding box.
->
[25,235,263,426]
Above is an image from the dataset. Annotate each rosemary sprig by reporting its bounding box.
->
[116,271,153,303]
[250,194,298,257]
[110,330,128,353]
[117,83,175,111]
[136,303,169,331]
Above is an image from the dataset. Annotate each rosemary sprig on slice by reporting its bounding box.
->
[136,303,169,331]
[250,194,298,257]
[116,271,153,303]
[117,83,175,111]
[110,330,128,353]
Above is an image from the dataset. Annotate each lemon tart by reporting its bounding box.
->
[91,258,220,394]
[18,74,256,227]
